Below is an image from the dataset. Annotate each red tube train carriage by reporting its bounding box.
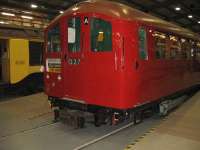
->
[44,0,200,126]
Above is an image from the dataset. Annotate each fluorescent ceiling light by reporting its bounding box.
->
[21,15,33,19]
[1,12,15,16]
[198,21,200,24]
[0,21,9,24]
[175,7,181,11]
[188,15,193,19]
[31,4,38,8]
[22,11,32,14]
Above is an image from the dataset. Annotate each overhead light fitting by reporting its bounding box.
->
[1,12,15,16]
[188,15,193,19]
[21,15,33,19]
[175,7,181,11]
[0,21,9,24]
[198,21,200,24]
[0,21,5,24]
[59,11,64,14]
[31,4,38,8]
[22,11,32,14]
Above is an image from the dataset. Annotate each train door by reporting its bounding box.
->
[62,16,85,100]
[0,39,9,83]
[135,26,155,103]
[45,22,63,96]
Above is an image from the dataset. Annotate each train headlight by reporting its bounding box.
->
[57,75,62,81]
[46,74,50,79]
[40,66,44,72]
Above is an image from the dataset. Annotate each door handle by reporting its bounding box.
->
[64,54,67,61]
[135,60,139,70]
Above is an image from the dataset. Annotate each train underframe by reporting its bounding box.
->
[0,73,43,98]
[48,85,199,128]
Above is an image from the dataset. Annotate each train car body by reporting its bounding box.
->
[44,0,200,126]
[0,29,44,95]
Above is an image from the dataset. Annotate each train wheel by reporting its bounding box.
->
[94,113,101,127]
[78,116,85,128]
[94,112,107,127]
[53,109,60,123]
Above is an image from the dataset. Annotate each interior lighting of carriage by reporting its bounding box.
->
[1,12,15,16]
[31,4,38,8]
[21,15,33,19]
[59,11,64,14]
[188,15,193,19]
[175,7,181,11]
[181,38,186,43]
[152,33,166,39]
[170,35,177,41]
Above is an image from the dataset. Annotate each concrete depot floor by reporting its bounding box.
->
[0,93,162,150]
[130,91,200,150]
[0,92,199,150]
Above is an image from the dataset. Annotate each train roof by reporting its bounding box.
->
[50,0,200,41]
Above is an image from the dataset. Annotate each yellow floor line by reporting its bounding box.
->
[123,116,169,150]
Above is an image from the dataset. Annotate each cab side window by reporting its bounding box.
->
[138,27,148,60]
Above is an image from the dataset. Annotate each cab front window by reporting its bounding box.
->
[47,24,61,52]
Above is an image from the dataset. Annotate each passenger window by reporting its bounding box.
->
[68,17,81,52]
[196,42,200,61]
[47,24,61,52]
[153,31,167,59]
[190,40,196,58]
[180,38,191,60]
[169,35,181,59]
[91,18,112,52]
[138,28,148,60]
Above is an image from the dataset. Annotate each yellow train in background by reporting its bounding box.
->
[0,37,43,96]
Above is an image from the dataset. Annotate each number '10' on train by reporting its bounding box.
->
[44,0,200,127]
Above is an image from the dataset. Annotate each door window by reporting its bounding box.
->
[91,18,112,52]
[47,24,61,52]
[68,17,81,52]
[138,28,148,60]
